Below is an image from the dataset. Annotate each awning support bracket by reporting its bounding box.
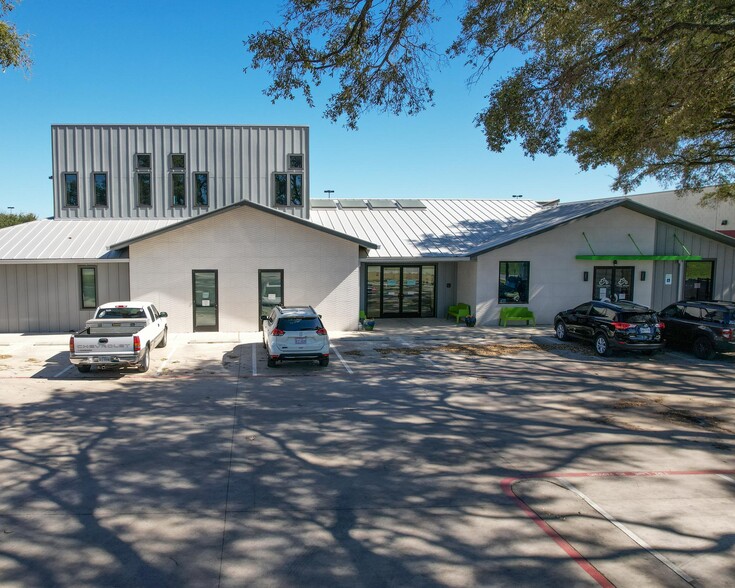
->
[673,233,692,256]
[627,233,644,255]
[582,232,596,255]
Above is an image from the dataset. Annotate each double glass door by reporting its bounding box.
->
[593,266,634,302]
[366,265,436,318]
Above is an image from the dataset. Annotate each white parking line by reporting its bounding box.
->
[332,346,353,374]
[557,478,695,585]
[156,335,181,376]
[251,343,258,377]
[396,336,436,367]
[52,364,74,379]
[717,474,735,484]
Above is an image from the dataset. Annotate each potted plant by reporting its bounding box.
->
[464,315,477,327]
[363,319,376,331]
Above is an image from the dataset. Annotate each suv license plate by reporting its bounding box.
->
[295,337,306,345]
[638,326,651,334]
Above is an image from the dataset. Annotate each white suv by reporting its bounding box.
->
[261,306,330,368]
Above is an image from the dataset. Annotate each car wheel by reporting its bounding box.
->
[267,358,277,368]
[77,364,91,373]
[594,333,612,357]
[555,321,568,341]
[157,328,168,348]
[319,357,329,367]
[138,346,150,373]
[693,337,716,360]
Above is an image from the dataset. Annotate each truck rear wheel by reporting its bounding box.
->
[77,365,91,373]
[138,347,150,373]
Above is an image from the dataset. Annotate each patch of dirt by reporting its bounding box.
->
[341,350,364,357]
[0,354,11,360]
[25,358,40,363]
[435,342,540,357]
[663,408,723,430]
[608,395,726,432]
[376,347,426,356]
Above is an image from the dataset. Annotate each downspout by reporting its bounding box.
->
[677,260,685,301]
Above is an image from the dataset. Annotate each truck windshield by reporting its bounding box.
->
[96,308,147,319]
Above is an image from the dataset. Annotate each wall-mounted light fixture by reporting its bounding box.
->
[446,283,452,288]
[613,259,618,266]
[640,271,647,281]
[722,219,729,226]
[583,271,589,281]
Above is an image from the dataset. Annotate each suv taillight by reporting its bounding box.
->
[656,322,665,329]
[723,328,733,340]
[69,336,75,353]
[611,322,633,330]
[316,327,327,335]
[272,328,285,336]
[133,335,141,352]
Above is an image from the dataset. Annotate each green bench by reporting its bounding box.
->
[499,306,536,327]
[447,303,471,323]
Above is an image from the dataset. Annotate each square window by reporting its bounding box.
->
[499,261,530,304]
[288,154,303,170]
[274,173,287,206]
[80,267,97,309]
[194,172,209,206]
[64,173,79,207]
[137,173,152,206]
[136,153,151,169]
[170,153,186,169]
[93,173,108,207]
[172,173,186,207]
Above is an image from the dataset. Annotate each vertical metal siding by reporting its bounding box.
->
[0,263,130,333]
[52,125,309,221]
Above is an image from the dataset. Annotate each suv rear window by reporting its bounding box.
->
[276,317,321,331]
[618,311,657,324]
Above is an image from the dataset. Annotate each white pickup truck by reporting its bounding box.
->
[69,301,168,373]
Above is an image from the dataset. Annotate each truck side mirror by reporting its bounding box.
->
[260,315,267,321]
[159,312,168,318]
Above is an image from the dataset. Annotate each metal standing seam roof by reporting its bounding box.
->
[309,199,546,259]
[0,218,182,261]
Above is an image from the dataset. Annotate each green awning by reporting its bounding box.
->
[575,255,702,261]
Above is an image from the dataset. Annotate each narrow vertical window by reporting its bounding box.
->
[93,173,108,207]
[136,153,151,169]
[64,173,79,207]
[290,174,303,206]
[274,173,287,206]
[137,173,152,206]
[80,267,97,309]
[172,172,186,207]
[195,172,209,206]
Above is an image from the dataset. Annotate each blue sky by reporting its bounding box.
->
[0,0,664,218]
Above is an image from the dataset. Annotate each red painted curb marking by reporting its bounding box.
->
[501,470,735,587]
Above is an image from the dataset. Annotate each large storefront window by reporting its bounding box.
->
[364,265,436,318]
[499,261,529,304]
[684,260,714,301]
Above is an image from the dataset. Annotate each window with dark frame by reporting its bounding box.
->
[288,154,303,169]
[80,267,97,309]
[137,173,152,206]
[170,153,186,169]
[93,173,108,207]
[172,172,186,207]
[136,153,151,169]
[499,261,530,304]
[64,173,79,207]
[273,172,304,207]
[194,172,209,206]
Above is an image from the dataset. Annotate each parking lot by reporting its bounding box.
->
[0,320,734,587]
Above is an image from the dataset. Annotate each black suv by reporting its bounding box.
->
[554,300,664,356]
[658,300,735,359]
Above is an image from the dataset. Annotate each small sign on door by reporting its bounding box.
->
[665,274,673,285]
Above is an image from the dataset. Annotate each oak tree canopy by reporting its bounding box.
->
[246,0,735,201]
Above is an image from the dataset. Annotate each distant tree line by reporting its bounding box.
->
[0,212,36,228]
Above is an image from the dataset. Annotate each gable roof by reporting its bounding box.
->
[108,199,379,251]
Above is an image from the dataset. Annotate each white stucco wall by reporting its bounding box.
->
[128,206,361,332]
[473,207,657,325]
[455,260,478,316]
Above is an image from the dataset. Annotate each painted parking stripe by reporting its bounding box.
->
[396,336,436,367]
[332,346,353,374]
[502,469,735,588]
[52,364,74,379]
[717,473,735,484]
[156,334,181,376]
[251,343,258,377]
[557,478,694,585]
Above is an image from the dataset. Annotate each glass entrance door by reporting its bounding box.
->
[593,266,634,302]
[683,260,714,300]
[192,270,218,332]
[259,269,283,328]
[380,266,423,318]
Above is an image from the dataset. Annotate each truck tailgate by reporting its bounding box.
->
[73,335,133,356]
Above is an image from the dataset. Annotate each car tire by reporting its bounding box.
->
[693,337,716,360]
[319,357,329,367]
[555,321,568,341]
[157,328,168,348]
[267,358,277,368]
[138,346,150,373]
[77,364,91,373]
[594,333,612,357]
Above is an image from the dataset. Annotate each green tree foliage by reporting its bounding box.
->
[246,0,735,201]
[0,0,30,73]
[0,212,36,228]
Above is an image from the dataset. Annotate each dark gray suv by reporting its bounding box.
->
[658,300,735,359]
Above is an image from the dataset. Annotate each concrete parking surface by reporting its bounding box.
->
[0,320,733,587]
